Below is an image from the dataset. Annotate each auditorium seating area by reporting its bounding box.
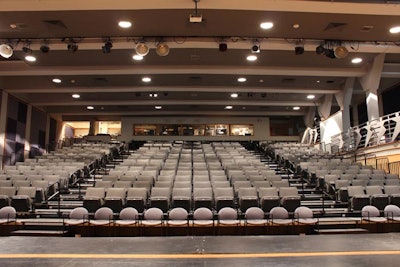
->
[0,140,399,237]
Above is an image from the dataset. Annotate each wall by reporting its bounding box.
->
[120,116,299,142]
[29,107,47,157]
[319,111,344,146]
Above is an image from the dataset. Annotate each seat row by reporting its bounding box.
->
[82,184,302,214]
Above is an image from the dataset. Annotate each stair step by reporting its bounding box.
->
[315,228,369,235]
[11,230,67,237]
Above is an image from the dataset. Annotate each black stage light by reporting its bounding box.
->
[40,45,50,53]
[295,46,304,55]
[67,43,78,52]
[316,45,325,55]
[102,41,113,54]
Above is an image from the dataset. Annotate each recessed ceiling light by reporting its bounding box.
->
[246,55,257,61]
[230,93,238,98]
[87,106,94,110]
[132,54,143,61]
[72,94,80,99]
[118,21,132,28]
[142,77,151,83]
[307,94,315,100]
[316,80,320,83]
[52,78,62,84]
[260,22,274,30]
[225,105,233,110]
[25,55,36,62]
[352,57,363,64]
[293,23,300,29]
[155,106,162,110]
[293,106,300,110]
[237,77,247,83]
[389,26,400,34]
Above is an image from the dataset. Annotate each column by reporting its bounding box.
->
[0,91,8,169]
[319,94,333,120]
[24,105,32,159]
[335,77,355,131]
[359,53,385,121]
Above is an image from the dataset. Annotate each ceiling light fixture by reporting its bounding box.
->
[25,55,37,62]
[225,105,233,110]
[156,42,170,56]
[389,26,400,34]
[237,77,247,82]
[135,42,149,56]
[72,94,80,99]
[246,55,257,61]
[260,22,274,30]
[155,106,162,110]
[352,57,363,64]
[142,77,151,83]
[230,93,238,98]
[293,106,300,110]
[22,42,36,62]
[251,41,260,53]
[52,78,62,83]
[0,43,13,58]
[132,54,143,61]
[118,21,132,28]
[102,39,113,54]
[307,94,315,99]
[87,106,94,110]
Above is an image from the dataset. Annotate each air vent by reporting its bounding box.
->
[324,22,347,31]
[43,20,67,29]
[360,25,374,32]
[93,77,108,83]
[190,54,201,61]
[281,78,296,83]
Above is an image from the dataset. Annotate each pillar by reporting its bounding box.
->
[24,105,32,159]
[0,91,8,169]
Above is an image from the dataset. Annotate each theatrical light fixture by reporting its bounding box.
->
[324,48,336,59]
[0,43,13,58]
[251,44,260,53]
[334,46,348,59]
[352,57,363,64]
[118,21,132,28]
[260,22,274,30]
[40,40,50,53]
[67,42,78,52]
[219,42,227,52]
[52,78,62,83]
[135,42,149,56]
[156,42,170,56]
[294,46,304,55]
[246,55,257,61]
[132,54,143,61]
[316,44,325,55]
[72,94,80,99]
[102,40,113,54]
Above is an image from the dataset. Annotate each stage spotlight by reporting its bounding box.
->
[251,44,260,53]
[67,42,78,52]
[40,44,50,53]
[156,42,170,56]
[324,49,336,59]
[102,40,113,54]
[219,43,227,52]
[334,46,348,59]
[0,44,13,58]
[315,45,325,55]
[135,42,149,56]
[294,46,304,55]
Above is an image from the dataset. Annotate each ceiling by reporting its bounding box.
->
[0,0,399,121]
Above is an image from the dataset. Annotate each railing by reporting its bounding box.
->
[302,111,400,153]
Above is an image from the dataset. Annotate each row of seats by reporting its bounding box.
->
[0,187,37,212]
[341,185,400,211]
[83,184,302,214]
